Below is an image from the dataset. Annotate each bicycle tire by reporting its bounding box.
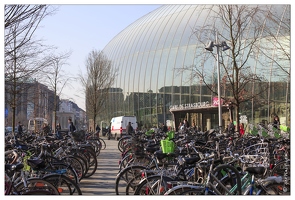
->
[118,136,131,152]
[72,152,89,178]
[61,155,85,182]
[48,162,79,184]
[164,185,202,195]
[134,175,174,195]
[15,177,60,195]
[42,173,82,195]
[211,164,242,195]
[87,138,101,157]
[270,159,290,177]
[126,155,153,168]
[178,187,216,195]
[115,165,147,195]
[78,147,98,178]
[125,173,143,195]
[119,153,134,172]
[258,181,286,195]
[98,138,106,150]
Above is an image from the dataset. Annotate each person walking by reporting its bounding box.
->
[42,123,51,136]
[95,124,101,138]
[107,123,111,140]
[126,122,134,135]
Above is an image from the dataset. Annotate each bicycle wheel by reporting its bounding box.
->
[87,138,101,157]
[74,147,98,178]
[61,155,84,182]
[270,159,290,177]
[164,185,201,195]
[257,182,286,195]
[211,164,242,195]
[115,165,147,195]
[83,147,98,178]
[48,162,79,184]
[119,153,134,172]
[134,175,174,195]
[178,187,215,195]
[125,173,143,195]
[42,173,82,195]
[118,136,131,152]
[126,155,153,168]
[98,138,106,150]
[15,178,60,195]
[72,152,89,178]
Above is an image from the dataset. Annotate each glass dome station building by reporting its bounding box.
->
[101,5,290,131]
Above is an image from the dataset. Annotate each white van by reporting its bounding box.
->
[110,116,137,140]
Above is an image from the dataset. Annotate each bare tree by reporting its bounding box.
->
[257,6,291,125]
[40,51,73,132]
[4,5,56,134]
[5,5,56,60]
[190,5,289,131]
[79,50,117,132]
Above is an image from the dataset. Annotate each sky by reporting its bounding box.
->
[34,4,163,111]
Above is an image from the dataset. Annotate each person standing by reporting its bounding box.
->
[68,118,76,133]
[239,123,245,137]
[162,123,168,133]
[56,123,62,139]
[183,119,190,129]
[273,116,280,129]
[191,122,197,130]
[42,123,50,136]
[178,122,184,131]
[228,120,235,135]
[17,121,23,138]
[126,122,134,135]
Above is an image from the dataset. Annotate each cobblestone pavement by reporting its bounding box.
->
[79,137,121,195]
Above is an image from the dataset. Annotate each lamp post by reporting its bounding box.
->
[205,30,230,134]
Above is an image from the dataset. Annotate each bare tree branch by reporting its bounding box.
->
[79,50,118,130]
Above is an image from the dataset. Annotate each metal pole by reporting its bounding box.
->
[216,31,222,134]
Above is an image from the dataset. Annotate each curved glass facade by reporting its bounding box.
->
[101,5,290,130]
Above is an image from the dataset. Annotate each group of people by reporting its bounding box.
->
[175,114,281,138]
[40,118,75,139]
[228,115,281,137]
[178,119,190,131]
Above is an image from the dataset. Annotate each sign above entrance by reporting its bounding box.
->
[169,101,211,111]
[212,97,223,106]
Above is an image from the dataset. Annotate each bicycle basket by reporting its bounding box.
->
[243,142,269,155]
[160,139,175,154]
[166,131,175,140]
[71,130,85,142]
[145,129,154,136]
[242,142,270,167]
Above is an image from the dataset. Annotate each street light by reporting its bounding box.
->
[205,30,230,134]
